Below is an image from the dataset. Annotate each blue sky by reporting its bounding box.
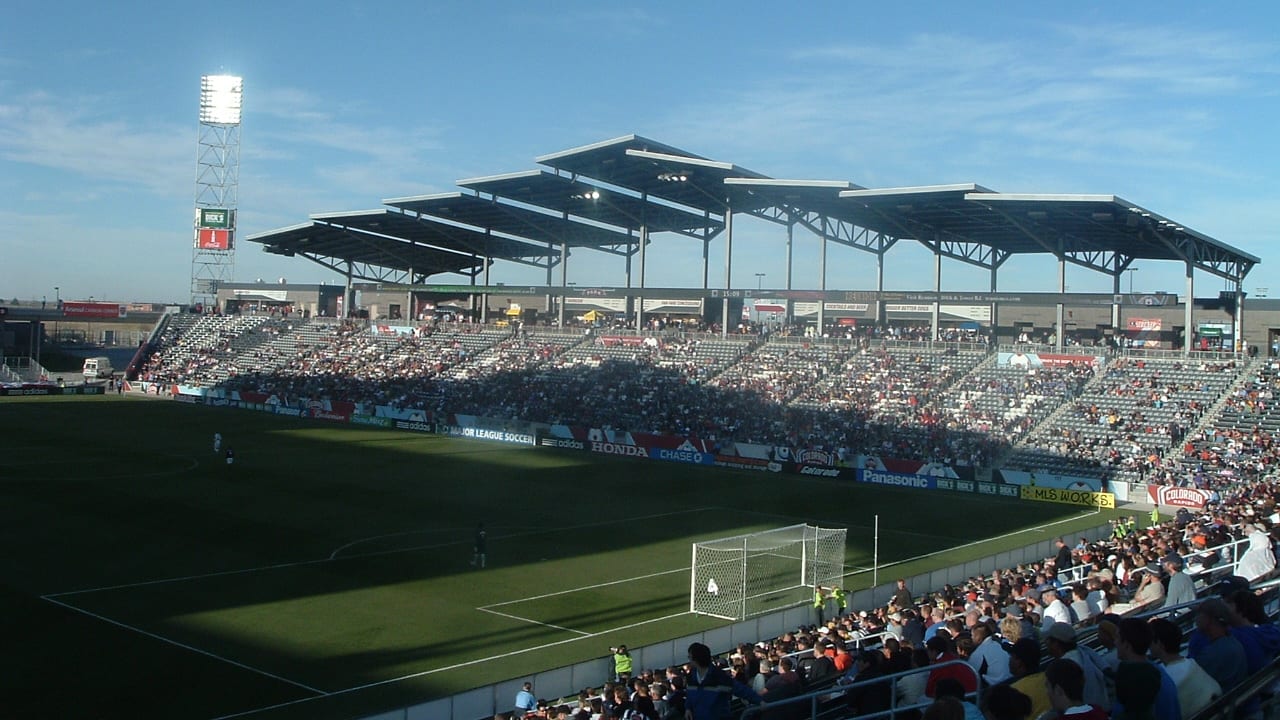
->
[2,1,1278,304]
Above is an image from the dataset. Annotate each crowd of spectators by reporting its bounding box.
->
[1010,359,1242,484]
[504,475,1279,719]
[140,317,1259,483]
[133,316,1280,719]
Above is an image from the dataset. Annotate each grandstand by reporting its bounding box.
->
[9,133,1280,720]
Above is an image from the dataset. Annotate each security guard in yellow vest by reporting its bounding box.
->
[813,586,827,625]
[830,586,848,619]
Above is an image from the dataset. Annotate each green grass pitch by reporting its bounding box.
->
[0,396,1123,719]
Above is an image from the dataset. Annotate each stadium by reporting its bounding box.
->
[4,133,1280,720]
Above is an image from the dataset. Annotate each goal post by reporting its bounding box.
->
[690,524,846,621]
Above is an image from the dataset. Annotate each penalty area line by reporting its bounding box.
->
[476,607,591,636]
[41,595,325,695]
[481,566,689,609]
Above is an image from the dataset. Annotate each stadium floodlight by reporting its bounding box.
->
[200,75,243,125]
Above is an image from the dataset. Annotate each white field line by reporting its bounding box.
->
[476,607,591,636]
[327,528,461,560]
[42,595,325,695]
[209,610,693,720]
[481,566,689,609]
[48,506,716,598]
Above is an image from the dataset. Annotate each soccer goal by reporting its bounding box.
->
[690,524,846,621]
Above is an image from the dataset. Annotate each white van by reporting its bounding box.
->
[83,356,114,380]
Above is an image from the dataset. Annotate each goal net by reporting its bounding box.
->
[690,524,846,621]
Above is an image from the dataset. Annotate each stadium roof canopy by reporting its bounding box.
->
[384,189,637,255]
[243,210,558,283]
[245,133,1257,287]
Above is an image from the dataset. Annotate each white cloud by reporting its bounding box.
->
[0,92,189,196]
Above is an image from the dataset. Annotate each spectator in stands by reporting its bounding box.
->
[1147,617,1220,719]
[629,683,657,719]
[901,608,926,647]
[968,620,1010,686]
[514,681,537,717]
[1068,586,1092,624]
[932,677,983,720]
[1162,553,1195,608]
[1116,661,1167,717]
[661,675,686,719]
[999,638,1050,720]
[1043,658,1107,720]
[981,684,1033,720]
[1040,588,1072,628]
[924,635,975,699]
[1055,538,1073,571]
[759,656,801,719]
[897,648,931,708]
[804,641,837,688]
[1113,618,1180,720]
[607,684,632,718]
[892,578,914,609]
[923,696,967,720]
[1130,565,1165,608]
[1222,589,1280,675]
[1236,524,1276,582]
[1043,623,1109,709]
[1188,597,1248,692]
[683,642,763,720]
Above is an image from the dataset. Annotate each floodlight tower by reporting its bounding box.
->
[190,74,243,308]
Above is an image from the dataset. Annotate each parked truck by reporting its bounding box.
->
[82,356,114,381]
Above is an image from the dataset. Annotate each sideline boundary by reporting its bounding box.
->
[43,595,325,695]
[210,610,693,720]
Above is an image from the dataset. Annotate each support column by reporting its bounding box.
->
[343,262,354,320]
[480,254,489,324]
[1112,272,1122,339]
[624,232,634,288]
[722,208,733,338]
[1184,261,1194,356]
[1235,278,1245,355]
[818,232,828,335]
[1055,253,1065,352]
[558,240,569,329]
[785,218,794,325]
[702,211,711,290]
[930,250,941,342]
[989,267,999,345]
[544,242,554,319]
[638,219,648,330]
[876,250,886,328]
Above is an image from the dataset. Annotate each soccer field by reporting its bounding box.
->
[0,396,1121,719]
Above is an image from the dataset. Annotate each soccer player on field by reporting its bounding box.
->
[471,522,487,568]
[213,432,222,454]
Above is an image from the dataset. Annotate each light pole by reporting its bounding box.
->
[755,273,766,290]
[1127,267,1139,294]
[53,287,60,345]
